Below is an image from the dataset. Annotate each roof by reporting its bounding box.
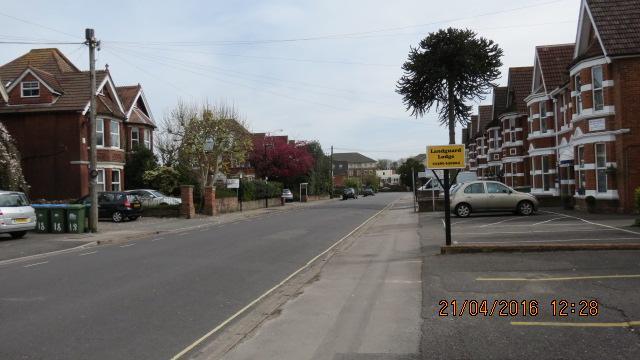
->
[461,128,469,144]
[0,76,7,103]
[477,105,493,133]
[587,0,640,56]
[536,44,575,91]
[116,85,141,111]
[506,67,534,114]
[0,48,78,81]
[332,152,377,164]
[469,115,478,138]
[492,87,509,120]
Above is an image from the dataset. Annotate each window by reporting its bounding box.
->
[96,119,104,147]
[464,183,485,194]
[97,169,105,191]
[595,143,607,193]
[21,81,39,97]
[575,74,583,115]
[531,157,537,189]
[493,129,500,149]
[144,128,151,149]
[592,66,604,111]
[110,120,120,148]
[577,145,586,191]
[510,148,517,155]
[542,156,551,191]
[487,182,509,194]
[509,118,515,130]
[131,127,139,148]
[111,169,121,191]
[562,94,567,126]
[493,154,500,160]
[539,102,547,133]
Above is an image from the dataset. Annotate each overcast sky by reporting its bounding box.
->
[0,0,580,160]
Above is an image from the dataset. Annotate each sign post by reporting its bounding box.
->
[426,145,466,246]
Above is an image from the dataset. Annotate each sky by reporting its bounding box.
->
[0,0,581,161]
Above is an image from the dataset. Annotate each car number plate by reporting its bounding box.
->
[133,203,141,208]
[14,218,29,224]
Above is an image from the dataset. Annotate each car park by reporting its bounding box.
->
[450,181,538,217]
[342,188,358,200]
[76,192,143,222]
[125,189,181,206]
[0,191,36,239]
[281,189,294,202]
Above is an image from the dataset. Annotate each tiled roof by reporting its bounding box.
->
[461,128,469,144]
[492,87,509,120]
[506,66,534,114]
[333,152,377,164]
[469,115,478,138]
[29,67,63,93]
[0,48,78,81]
[116,85,140,111]
[537,44,575,91]
[128,107,155,127]
[587,0,640,56]
[0,76,7,103]
[477,105,493,133]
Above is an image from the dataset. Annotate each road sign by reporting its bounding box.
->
[226,179,240,189]
[426,145,466,170]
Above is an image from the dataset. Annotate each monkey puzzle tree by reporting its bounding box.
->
[396,27,503,145]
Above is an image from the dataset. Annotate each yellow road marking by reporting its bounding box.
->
[511,321,640,328]
[476,274,640,282]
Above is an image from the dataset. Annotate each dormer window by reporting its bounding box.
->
[21,81,40,97]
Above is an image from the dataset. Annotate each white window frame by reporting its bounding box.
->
[131,127,139,148]
[595,143,607,193]
[510,148,517,155]
[111,169,121,191]
[577,145,586,190]
[539,101,547,133]
[575,74,583,115]
[531,157,537,189]
[97,169,105,191]
[144,128,151,149]
[110,120,120,148]
[542,156,551,191]
[21,81,40,97]
[493,129,500,149]
[592,66,604,111]
[96,118,104,147]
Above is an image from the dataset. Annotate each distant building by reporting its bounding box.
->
[332,152,377,187]
[376,170,400,187]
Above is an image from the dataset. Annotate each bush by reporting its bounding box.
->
[344,178,361,191]
[240,180,283,201]
[143,166,180,195]
[125,145,158,189]
[215,185,237,199]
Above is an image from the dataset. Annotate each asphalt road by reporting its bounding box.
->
[0,193,402,360]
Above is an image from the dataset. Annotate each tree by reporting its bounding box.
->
[124,145,158,190]
[164,101,253,196]
[0,123,28,192]
[306,141,332,195]
[143,166,180,195]
[377,159,392,170]
[397,28,503,145]
[248,138,314,186]
[397,158,425,188]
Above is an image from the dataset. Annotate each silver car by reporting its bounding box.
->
[125,189,181,206]
[450,181,538,217]
[0,191,36,239]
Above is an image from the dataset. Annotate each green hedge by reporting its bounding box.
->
[240,180,283,201]
[215,186,238,199]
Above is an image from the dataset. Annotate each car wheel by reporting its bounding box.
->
[518,201,534,216]
[112,211,124,223]
[455,203,471,218]
[10,231,27,239]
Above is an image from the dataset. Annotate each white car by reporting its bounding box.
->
[282,189,294,202]
[125,189,181,206]
[0,191,36,239]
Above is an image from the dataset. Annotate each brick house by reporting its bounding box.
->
[0,48,154,199]
[474,105,493,179]
[465,115,478,172]
[332,152,377,187]
[0,76,7,103]
[116,84,156,153]
[485,86,508,181]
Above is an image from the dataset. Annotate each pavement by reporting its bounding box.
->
[419,210,640,359]
[0,193,403,360]
[0,199,336,264]
[217,194,421,360]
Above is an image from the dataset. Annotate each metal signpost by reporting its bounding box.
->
[425,145,466,246]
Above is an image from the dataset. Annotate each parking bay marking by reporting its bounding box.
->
[542,210,640,236]
[119,244,135,248]
[78,251,98,256]
[511,320,640,328]
[460,237,640,244]
[23,261,48,268]
[454,228,619,236]
[477,274,640,282]
[479,217,521,228]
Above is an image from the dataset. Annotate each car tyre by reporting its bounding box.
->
[128,216,139,221]
[455,203,471,218]
[112,211,124,223]
[10,231,27,239]
[517,201,534,216]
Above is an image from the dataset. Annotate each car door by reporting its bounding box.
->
[461,182,488,210]
[485,182,513,210]
[97,193,112,218]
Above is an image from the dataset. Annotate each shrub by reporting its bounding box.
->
[215,185,238,199]
[143,166,180,195]
[239,180,283,201]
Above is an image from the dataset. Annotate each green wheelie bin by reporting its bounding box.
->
[31,204,51,233]
[65,204,86,233]
[49,204,67,234]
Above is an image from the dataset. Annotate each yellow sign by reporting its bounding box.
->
[426,145,466,169]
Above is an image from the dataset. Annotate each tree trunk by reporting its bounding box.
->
[447,82,456,145]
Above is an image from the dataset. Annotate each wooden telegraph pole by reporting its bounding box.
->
[85,29,100,233]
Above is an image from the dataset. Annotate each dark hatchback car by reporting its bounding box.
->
[76,192,143,222]
[362,188,375,197]
[342,188,358,200]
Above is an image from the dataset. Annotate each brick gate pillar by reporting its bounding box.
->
[180,185,195,219]
[203,186,216,216]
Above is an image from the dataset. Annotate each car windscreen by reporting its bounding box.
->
[150,191,165,197]
[0,193,30,207]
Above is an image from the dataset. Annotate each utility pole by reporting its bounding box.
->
[330,145,334,199]
[85,29,100,233]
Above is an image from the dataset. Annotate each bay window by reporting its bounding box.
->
[592,66,604,111]
[595,143,607,193]
[144,129,151,149]
[96,119,104,147]
[97,169,105,191]
[110,120,120,148]
[131,127,139,148]
[575,74,583,115]
[576,145,586,192]
[111,169,121,191]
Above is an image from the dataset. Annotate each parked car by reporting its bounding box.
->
[281,189,294,202]
[362,188,375,197]
[125,189,181,206]
[76,192,143,223]
[450,181,538,217]
[342,188,358,200]
[0,191,36,239]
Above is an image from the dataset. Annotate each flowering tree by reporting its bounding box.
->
[0,122,28,192]
[249,138,314,182]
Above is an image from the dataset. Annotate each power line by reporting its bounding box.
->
[0,41,82,45]
[0,11,80,40]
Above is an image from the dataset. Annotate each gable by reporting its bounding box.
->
[575,1,607,58]
[6,72,56,105]
[583,0,640,57]
[532,56,545,94]
[0,78,7,103]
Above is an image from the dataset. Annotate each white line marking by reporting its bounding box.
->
[78,251,98,256]
[461,237,640,244]
[151,237,164,242]
[542,210,640,235]
[441,219,446,228]
[479,274,640,282]
[531,217,567,226]
[119,244,135,248]
[479,217,521,228]
[23,261,48,268]
[168,200,396,360]
[455,228,617,236]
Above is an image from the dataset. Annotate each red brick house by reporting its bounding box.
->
[0,48,154,199]
[0,76,7,103]
[474,105,493,179]
[116,84,156,153]
[485,86,508,180]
